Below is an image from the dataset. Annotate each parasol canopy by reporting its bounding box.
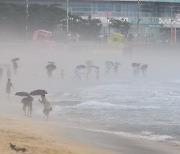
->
[91,65,100,70]
[30,89,48,96]
[141,64,148,70]
[15,92,30,97]
[11,58,20,62]
[47,61,55,64]
[46,64,56,71]
[76,65,86,70]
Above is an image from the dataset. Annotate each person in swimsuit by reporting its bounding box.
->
[39,95,52,120]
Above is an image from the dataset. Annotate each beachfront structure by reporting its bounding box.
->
[7,0,180,42]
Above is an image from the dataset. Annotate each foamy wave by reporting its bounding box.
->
[51,105,62,112]
[79,128,175,142]
[49,92,80,100]
[119,105,160,110]
[141,131,153,135]
[52,101,159,110]
[75,100,115,109]
[62,92,74,97]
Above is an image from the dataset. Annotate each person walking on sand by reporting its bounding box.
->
[21,95,33,117]
[6,78,13,99]
[39,95,52,120]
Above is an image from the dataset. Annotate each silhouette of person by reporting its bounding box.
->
[60,69,64,80]
[21,95,33,117]
[132,63,141,76]
[0,67,3,80]
[140,64,148,76]
[13,61,18,74]
[6,78,13,99]
[39,95,52,120]
[114,63,121,74]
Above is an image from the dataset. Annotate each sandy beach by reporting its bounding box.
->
[0,113,180,154]
[0,43,180,154]
[0,114,116,154]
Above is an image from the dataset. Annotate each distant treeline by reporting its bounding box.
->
[0,3,102,41]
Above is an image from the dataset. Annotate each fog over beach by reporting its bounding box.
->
[0,42,180,154]
[0,0,180,153]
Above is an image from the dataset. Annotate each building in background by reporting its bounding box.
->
[6,0,180,43]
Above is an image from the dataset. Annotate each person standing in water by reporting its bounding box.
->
[60,69,64,80]
[13,61,18,75]
[6,78,13,99]
[140,64,148,76]
[0,67,3,80]
[39,95,52,120]
[132,63,141,76]
[114,62,121,74]
[95,68,99,80]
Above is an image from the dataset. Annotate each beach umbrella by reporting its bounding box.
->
[141,64,148,70]
[76,65,86,69]
[46,64,56,71]
[11,58,20,62]
[30,89,48,96]
[132,63,141,68]
[132,63,137,67]
[47,61,55,64]
[92,65,100,70]
[15,92,30,97]
[33,30,52,42]
[75,65,87,79]
[105,61,114,69]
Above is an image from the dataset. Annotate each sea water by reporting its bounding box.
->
[40,79,180,144]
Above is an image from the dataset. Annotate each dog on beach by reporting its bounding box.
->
[10,142,27,152]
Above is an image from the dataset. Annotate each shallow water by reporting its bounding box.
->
[1,43,180,144]
[39,79,180,143]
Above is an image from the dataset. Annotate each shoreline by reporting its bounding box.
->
[1,111,180,154]
[0,43,180,154]
[1,84,180,154]
[65,127,180,154]
[1,91,180,154]
[0,113,116,154]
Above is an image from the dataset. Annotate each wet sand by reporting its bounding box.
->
[0,114,115,154]
[69,128,180,154]
[0,112,180,154]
